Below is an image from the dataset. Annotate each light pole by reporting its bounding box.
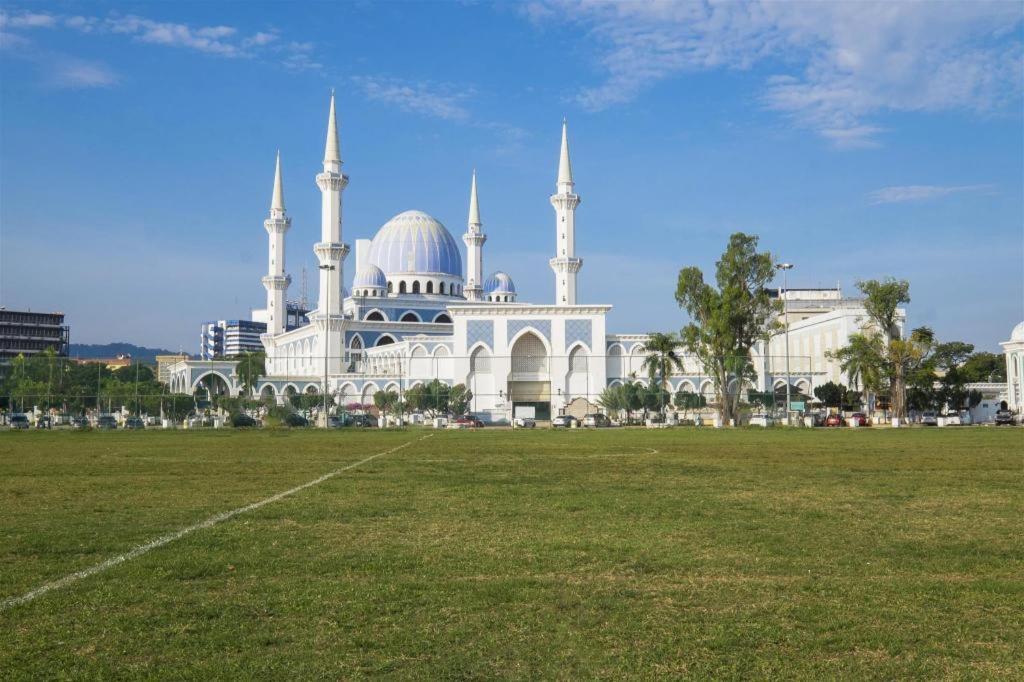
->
[319,263,335,427]
[776,263,794,425]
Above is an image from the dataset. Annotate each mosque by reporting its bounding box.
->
[168,94,895,422]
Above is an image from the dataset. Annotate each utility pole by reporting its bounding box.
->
[319,263,335,427]
[776,263,794,425]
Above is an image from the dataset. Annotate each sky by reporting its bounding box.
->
[1,1,1022,353]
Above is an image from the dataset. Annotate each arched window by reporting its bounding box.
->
[511,332,548,374]
[399,281,407,294]
[376,334,396,347]
[426,281,434,294]
[387,281,393,293]
[412,281,421,294]
[470,346,492,373]
[364,311,385,322]
[439,282,446,295]
[400,312,419,322]
[434,313,452,324]
[569,346,588,372]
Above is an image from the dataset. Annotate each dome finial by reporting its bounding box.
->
[271,150,285,212]
[324,91,341,165]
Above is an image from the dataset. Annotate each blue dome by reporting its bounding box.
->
[484,271,516,294]
[353,264,387,289]
[367,210,463,278]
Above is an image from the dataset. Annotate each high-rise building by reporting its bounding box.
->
[0,308,69,363]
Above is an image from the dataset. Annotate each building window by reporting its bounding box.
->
[412,281,421,294]
[426,281,434,294]
[399,281,407,294]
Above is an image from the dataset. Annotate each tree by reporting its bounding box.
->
[234,351,266,397]
[449,384,473,416]
[598,385,627,421]
[622,381,644,424]
[673,390,706,419]
[858,278,910,340]
[675,233,780,424]
[373,390,399,417]
[960,352,1006,383]
[813,381,846,409]
[642,384,671,415]
[640,333,684,411]
[403,384,426,413]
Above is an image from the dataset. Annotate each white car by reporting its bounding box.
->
[921,411,938,426]
[514,417,536,428]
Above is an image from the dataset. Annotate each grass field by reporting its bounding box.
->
[1,428,1021,679]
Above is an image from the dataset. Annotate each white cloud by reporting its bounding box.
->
[46,57,119,89]
[527,1,1023,147]
[0,9,320,70]
[867,184,994,205]
[352,76,471,121]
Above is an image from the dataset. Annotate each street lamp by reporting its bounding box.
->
[776,263,794,425]
[319,263,336,427]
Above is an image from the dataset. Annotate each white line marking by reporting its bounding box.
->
[1,435,431,612]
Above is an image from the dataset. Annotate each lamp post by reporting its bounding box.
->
[776,263,794,425]
[319,263,336,427]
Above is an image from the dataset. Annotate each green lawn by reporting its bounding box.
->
[1,428,1021,679]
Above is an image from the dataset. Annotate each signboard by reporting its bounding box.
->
[789,400,806,412]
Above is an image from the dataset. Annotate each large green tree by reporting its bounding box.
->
[675,233,780,424]
[960,351,1006,383]
[234,351,266,397]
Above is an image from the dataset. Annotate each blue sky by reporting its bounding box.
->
[1,1,1021,353]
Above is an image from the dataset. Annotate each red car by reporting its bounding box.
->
[824,413,844,427]
[849,412,869,427]
[453,416,485,428]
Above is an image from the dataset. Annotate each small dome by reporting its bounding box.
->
[484,271,516,294]
[1012,321,1024,342]
[353,264,387,290]
[367,210,463,278]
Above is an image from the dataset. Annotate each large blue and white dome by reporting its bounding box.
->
[367,210,463,278]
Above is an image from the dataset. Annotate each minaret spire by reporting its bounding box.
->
[271,150,285,212]
[262,152,292,338]
[549,119,582,306]
[324,90,341,169]
[463,169,486,301]
[557,118,573,191]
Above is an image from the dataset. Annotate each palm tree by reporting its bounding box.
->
[641,332,684,414]
[829,333,884,412]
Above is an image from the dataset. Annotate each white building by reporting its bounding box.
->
[168,95,897,421]
[1001,321,1024,412]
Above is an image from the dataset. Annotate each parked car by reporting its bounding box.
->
[823,413,844,427]
[9,414,30,430]
[35,416,53,429]
[582,413,610,428]
[551,415,579,428]
[514,417,536,428]
[849,412,869,427]
[96,415,118,430]
[284,413,309,427]
[350,414,377,428]
[994,409,1016,426]
[124,416,145,430]
[942,413,962,426]
[326,415,348,428]
[453,416,485,428]
[71,416,90,430]
[921,411,938,426]
[231,413,259,428]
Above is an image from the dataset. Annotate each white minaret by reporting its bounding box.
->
[314,92,350,318]
[462,170,486,301]
[549,119,582,305]
[262,151,291,336]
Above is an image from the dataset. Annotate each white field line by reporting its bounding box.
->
[1,434,432,612]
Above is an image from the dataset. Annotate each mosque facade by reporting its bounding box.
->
[168,95,895,422]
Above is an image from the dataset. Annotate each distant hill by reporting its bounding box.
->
[68,343,188,364]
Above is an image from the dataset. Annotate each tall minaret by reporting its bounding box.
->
[262,151,291,336]
[314,91,350,318]
[462,170,486,301]
[549,119,582,305]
